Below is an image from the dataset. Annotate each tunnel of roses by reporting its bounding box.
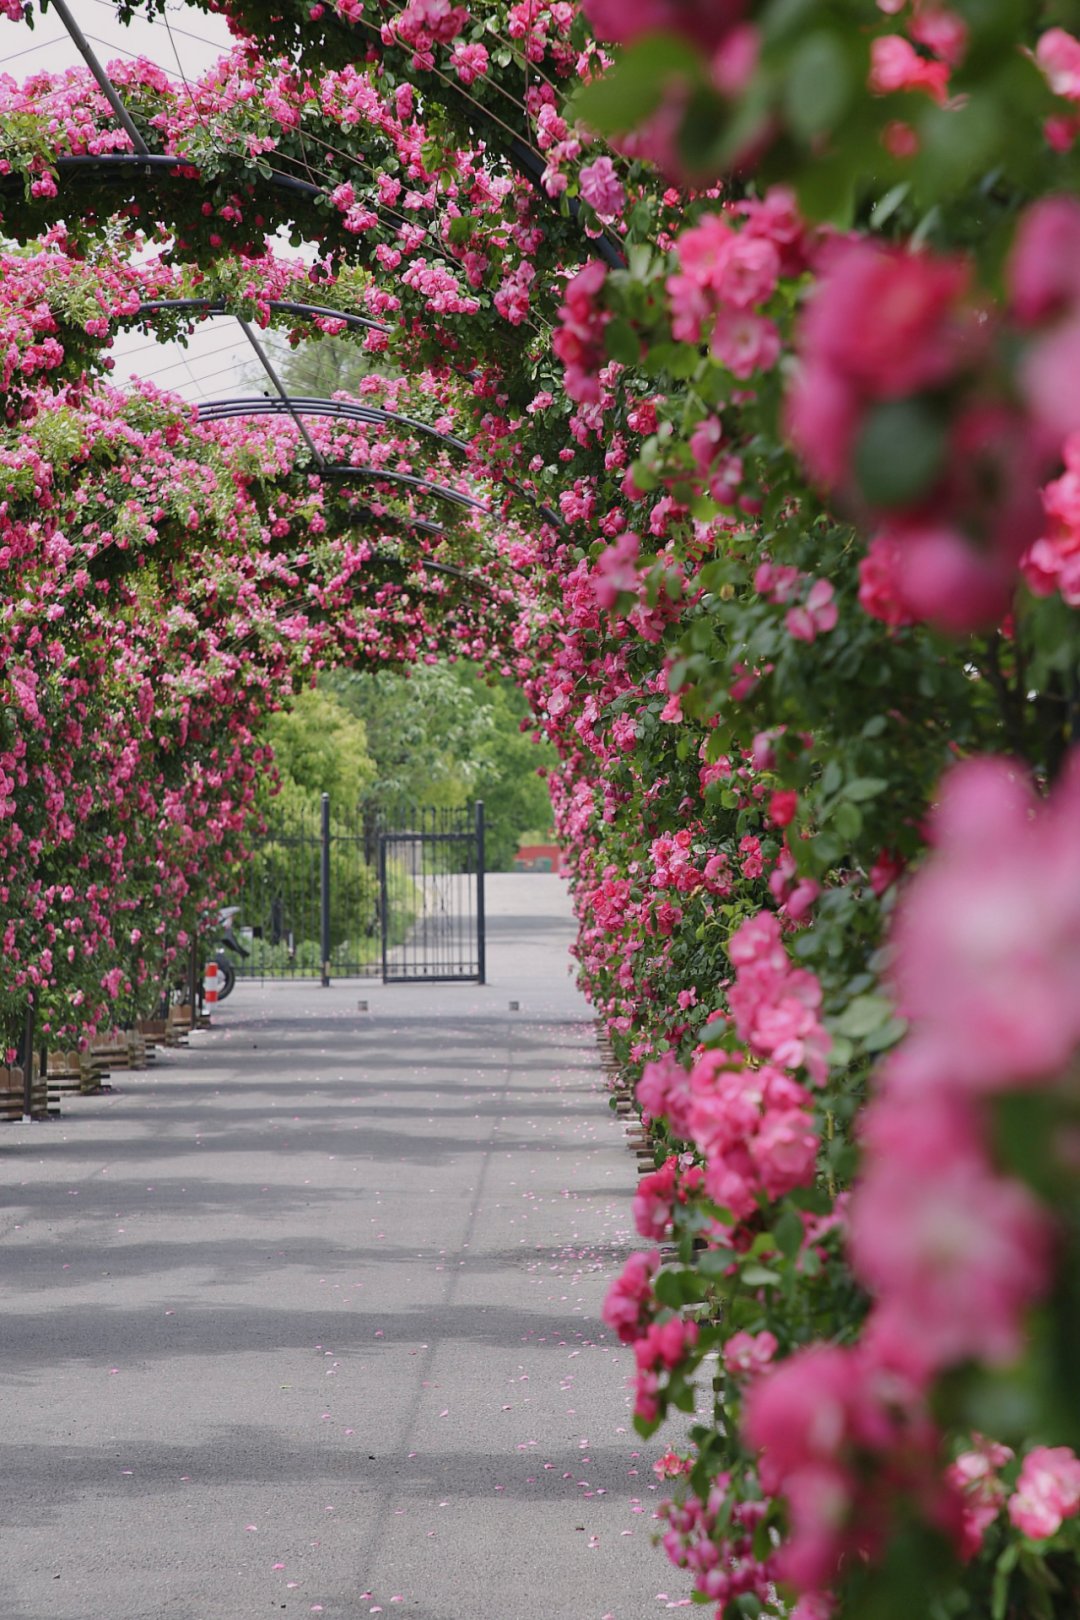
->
[6,0,1080,1612]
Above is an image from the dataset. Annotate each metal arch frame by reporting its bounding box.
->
[12,14,619,456]
[195,393,564,529]
[46,0,626,274]
[322,463,489,515]
[49,0,624,271]
[40,150,324,199]
[39,145,624,282]
[196,397,491,513]
[6,140,566,524]
[364,550,501,597]
[342,504,447,540]
[25,4,333,470]
[136,297,393,337]
[197,395,470,456]
[6,251,566,527]
[36,155,503,299]
[311,2,627,272]
[503,138,625,274]
[131,301,564,528]
[225,552,501,654]
[15,13,514,678]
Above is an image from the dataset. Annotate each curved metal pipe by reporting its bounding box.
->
[0,163,566,530]
[35,152,324,203]
[320,463,489,514]
[197,394,466,454]
[197,395,562,528]
[135,296,392,336]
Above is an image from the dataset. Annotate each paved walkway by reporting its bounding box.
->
[0,876,677,1620]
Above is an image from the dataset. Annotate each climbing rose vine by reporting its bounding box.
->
[6,0,1080,1613]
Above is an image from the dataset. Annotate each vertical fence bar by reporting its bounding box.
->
[475,799,486,986]
[188,939,198,1024]
[21,993,36,1120]
[320,792,331,987]
[379,832,390,982]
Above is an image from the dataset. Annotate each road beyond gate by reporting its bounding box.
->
[0,875,678,1620]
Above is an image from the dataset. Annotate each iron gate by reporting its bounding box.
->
[379,805,486,983]
[235,797,485,985]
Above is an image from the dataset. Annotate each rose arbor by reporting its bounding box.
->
[6,0,1080,1614]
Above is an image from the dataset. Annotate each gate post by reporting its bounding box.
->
[475,799,486,986]
[320,792,331,988]
[188,937,198,1022]
[379,828,390,983]
[20,992,36,1121]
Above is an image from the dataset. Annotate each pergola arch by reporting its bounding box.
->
[0,51,611,382]
[134,296,392,337]
[0,15,613,574]
[194,393,564,528]
[92,0,626,270]
[0,151,496,360]
[0,255,567,531]
[0,0,577,1050]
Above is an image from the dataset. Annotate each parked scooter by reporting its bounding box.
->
[212,906,249,1000]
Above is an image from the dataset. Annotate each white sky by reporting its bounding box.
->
[2,0,294,402]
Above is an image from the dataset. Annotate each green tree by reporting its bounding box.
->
[246,331,391,399]
[261,685,375,812]
[323,662,554,868]
[247,688,381,966]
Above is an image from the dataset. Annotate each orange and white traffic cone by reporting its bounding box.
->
[203,959,220,1009]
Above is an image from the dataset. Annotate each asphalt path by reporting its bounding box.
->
[0,876,683,1620]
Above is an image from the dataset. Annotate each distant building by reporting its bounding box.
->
[513,842,562,874]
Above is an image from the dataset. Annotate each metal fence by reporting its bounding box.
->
[380,804,486,983]
[235,797,485,984]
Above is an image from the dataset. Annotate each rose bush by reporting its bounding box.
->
[7,0,1080,1614]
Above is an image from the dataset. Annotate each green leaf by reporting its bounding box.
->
[833,992,894,1039]
[774,1206,804,1258]
[914,96,1000,199]
[741,1264,781,1287]
[571,34,703,136]
[799,1245,822,1278]
[794,152,855,226]
[643,341,699,380]
[991,1543,1019,1620]
[604,317,640,368]
[784,32,854,142]
[993,1091,1060,1201]
[670,1379,697,1414]
[844,776,888,802]
[653,1270,685,1309]
[811,830,844,868]
[832,799,863,842]
[696,1247,736,1278]
[828,1034,855,1069]
[870,181,911,230]
[853,399,947,509]
[863,1015,908,1053]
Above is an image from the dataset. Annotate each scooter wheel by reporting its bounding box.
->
[215,957,237,1001]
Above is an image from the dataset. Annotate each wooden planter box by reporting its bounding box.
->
[166,1004,191,1046]
[0,1065,51,1121]
[43,1051,85,1100]
[136,1018,168,1047]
